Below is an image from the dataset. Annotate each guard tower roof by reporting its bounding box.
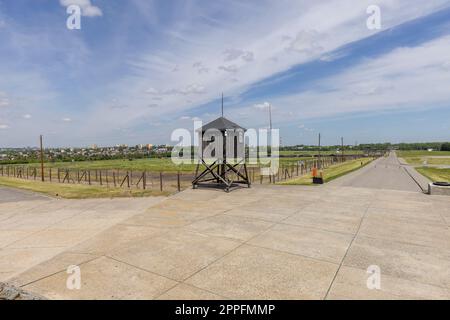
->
[198,117,246,133]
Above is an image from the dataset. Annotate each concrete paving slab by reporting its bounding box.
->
[370,199,433,212]
[185,214,273,242]
[224,208,292,222]
[365,207,446,225]
[283,208,363,235]
[0,247,64,280]
[185,245,338,299]
[359,216,450,249]
[68,224,172,255]
[248,224,353,263]
[8,228,103,249]
[0,230,34,248]
[343,236,450,289]
[157,283,225,300]
[237,199,302,215]
[122,208,217,228]
[8,252,98,287]
[0,186,50,203]
[327,266,450,300]
[22,256,177,300]
[109,230,241,281]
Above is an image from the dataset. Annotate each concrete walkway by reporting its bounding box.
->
[329,152,426,192]
[0,186,50,204]
[2,155,450,300]
[0,194,165,283]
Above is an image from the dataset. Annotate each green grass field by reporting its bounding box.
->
[397,150,450,166]
[279,158,373,185]
[20,158,197,173]
[0,176,170,199]
[12,156,332,173]
[279,150,364,156]
[416,167,450,183]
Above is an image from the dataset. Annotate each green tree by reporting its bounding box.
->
[441,143,450,151]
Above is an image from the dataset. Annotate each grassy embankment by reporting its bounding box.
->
[0,176,170,199]
[9,156,333,172]
[416,167,450,183]
[279,158,373,186]
[397,150,450,166]
[397,150,450,182]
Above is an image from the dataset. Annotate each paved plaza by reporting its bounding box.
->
[1,154,450,299]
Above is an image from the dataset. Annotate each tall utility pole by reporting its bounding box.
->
[221,93,224,117]
[268,103,272,131]
[341,137,344,162]
[318,133,321,169]
[40,135,45,182]
[268,103,273,156]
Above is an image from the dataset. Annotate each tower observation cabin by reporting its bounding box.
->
[192,102,251,192]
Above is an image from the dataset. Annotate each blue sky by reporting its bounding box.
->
[0,0,449,147]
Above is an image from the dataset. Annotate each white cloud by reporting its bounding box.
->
[253,102,270,110]
[23,114,32,119]
[92,0,449,135]
[260,35,450,121]
[0,98,9,107]
[146,84,206,96]
[177,84,205,95]
[285,30,325,55]
[59,0,102,17]
[193,62,209,74]
[223,49,255,62]
[62,117,72,122]
[218,65,238,73]
[145,87,159,95]
[0,124,9,129]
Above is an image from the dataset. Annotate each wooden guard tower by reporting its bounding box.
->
[192,117,251,192]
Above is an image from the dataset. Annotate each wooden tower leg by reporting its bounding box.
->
[193,161,200,189]
[243,163,251,188]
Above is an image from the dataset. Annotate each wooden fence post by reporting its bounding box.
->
[177,171,181,192]
[143,171,146,190]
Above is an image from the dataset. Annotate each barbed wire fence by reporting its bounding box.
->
[0,155,367,193]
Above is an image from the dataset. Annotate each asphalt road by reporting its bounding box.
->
[330,152,422,192]
[0,186,49,203]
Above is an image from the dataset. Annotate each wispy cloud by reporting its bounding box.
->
[257,35,450,121]
[59,0,102,17]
